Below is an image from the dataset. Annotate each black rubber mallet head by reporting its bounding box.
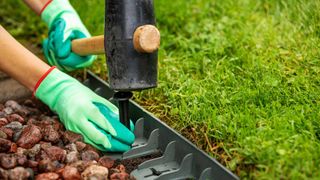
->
[70,0,160,129]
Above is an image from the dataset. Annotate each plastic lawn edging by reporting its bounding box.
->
[84,71,238,180]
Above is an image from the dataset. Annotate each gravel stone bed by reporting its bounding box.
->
[0,98,138,180]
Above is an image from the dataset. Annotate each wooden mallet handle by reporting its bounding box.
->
[71,25,160,56]
[71,35,105,56]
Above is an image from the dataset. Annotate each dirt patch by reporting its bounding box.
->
[113,152,163,175]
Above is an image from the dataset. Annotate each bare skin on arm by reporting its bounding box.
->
[23,0,51,15]
[0,25,50,90]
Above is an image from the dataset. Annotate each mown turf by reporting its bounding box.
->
[1,0,320,179]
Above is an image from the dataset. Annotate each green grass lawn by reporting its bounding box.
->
[1,0,320,179]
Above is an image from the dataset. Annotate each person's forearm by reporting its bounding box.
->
[23,0,51,15]
[0,25,50,90]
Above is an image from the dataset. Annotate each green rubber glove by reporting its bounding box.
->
[41,0,96,71]
[35,68,135,152]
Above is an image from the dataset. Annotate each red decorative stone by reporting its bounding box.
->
[40,142,52,150]
[65,151,80,164]
[5,100,22,111]
[0,127,13,140]
[9,143,17,153]
[16,154,28,167]
[27,160,39,168]
[17,125,42,149]
[62,166,81,180]
[0,118,8,127]
[84,144,100,154]
[81,165,109,179]
[98,156,115,169]
[8,167,31,180]
[117,164,126,173]
[52,120,64,131]
[38,159,57,173]
[62,131,83,144]
[81,150,99,161]
[65,143,77,152]
[7,114,24,124]
[75,141,86,152]
[0,167,9,179]
[42,125,60,143]
[110,172,130,180]
[44,146,66,162]
[35,172,59,180]
[69,160,97,173]
[0,154,17,169]
[0,138,11,152]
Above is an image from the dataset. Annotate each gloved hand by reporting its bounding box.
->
[34,67,135,152]
[41,0,96,71]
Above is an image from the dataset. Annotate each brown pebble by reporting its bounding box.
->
[38,159,57,173]
[81,165,108,180]
[69,160,97,172]
[8,143,17,153]
[69,161,87,172]
[8,167,31,180]
[42,126,60,143]
[0,138,11,152]
[56,139,65,148]
[5,100,22,111]
[28,160,39,168]
[109,168,120,174]
[7,114,25,124]
[0,167,8,179]
[0,118,8,127]
[117,164,126,173]
[35,172,59,180]
[13,129,23,142]
[75,141,86,152]
[26,144,41,159]
[98,156,115,169]
[17,147,27,155]
[44,146,66,162]
[55,167,64,177]
[0,154,17,169]
[81,150,99,161]
[16,154,28,166]
[110,172,130,180]
[0,127,13,140]
[65,151,80,164]
[37,118,53,129]
[52,119,64,131]
[15,108,30,117]
[3,107,13,115]
[23,99,35,107]
[65,143,77,152]
[62,166,81,180]
[24,107,41,116]
[35,150,50,161]
[27,118,39,126]
[39,115,54,122]
[17,125,42,149]
[40,142,52,150]
[62,131,83,144]
[84,144,100,154]
[0,130,7,139]
[4,121,23,131]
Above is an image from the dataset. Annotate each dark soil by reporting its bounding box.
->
[0,98,161,180]
[114,152,163,174]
